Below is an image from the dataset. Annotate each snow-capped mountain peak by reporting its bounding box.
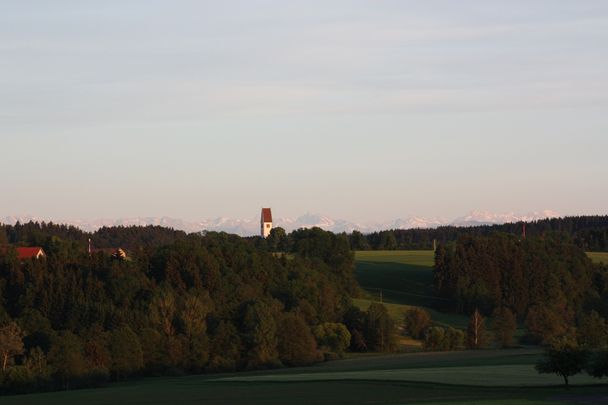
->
[1,210,561,236]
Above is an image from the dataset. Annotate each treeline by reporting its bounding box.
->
[0,223,393,395]
[349,215,608,252]
[433,233,608,345]
[0,222,189,251]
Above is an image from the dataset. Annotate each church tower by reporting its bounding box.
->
[261,208,273,238]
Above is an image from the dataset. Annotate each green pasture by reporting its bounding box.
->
[4,349,605,405]
[354,250,438,307]
[354,250,469,328]
[355,250,608,330]
[587,251,608,264]
[220,364,601,387]
[2,380,586,405]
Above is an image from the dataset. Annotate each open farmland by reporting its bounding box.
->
[220,364,600,386]
[354,250,469,328]
[588,251,608,264]
[354,250,438,309]
[355,250,607,329]
[3,350,606,405]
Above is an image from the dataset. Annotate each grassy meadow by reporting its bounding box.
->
[3,349,605,405]
[588,251,608,264]
[354,250,469,329]
[355,250,608,329]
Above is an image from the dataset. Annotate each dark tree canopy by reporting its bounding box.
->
[0,223,363,394]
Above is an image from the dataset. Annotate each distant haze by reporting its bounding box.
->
[1,1,607,222]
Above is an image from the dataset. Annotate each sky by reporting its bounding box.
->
[1,1,607,223]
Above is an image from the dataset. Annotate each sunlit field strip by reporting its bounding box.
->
[215,364,601,387]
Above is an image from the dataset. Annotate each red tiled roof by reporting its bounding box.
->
[261,208,272,223]
[15,247,45,259]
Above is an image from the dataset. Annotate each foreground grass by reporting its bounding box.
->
[219,364,602,387]
[5,379,593,405]
[4,356,605,405]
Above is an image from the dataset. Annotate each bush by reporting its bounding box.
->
[444,327,464,350]
[313,323,351,356]
[276,312,320,367]
[365,303,396,352]
[424,327,445,351]
[587,350,608,378]
[424,326,464,351]
[403,308,431,340]
[1,366,35,394]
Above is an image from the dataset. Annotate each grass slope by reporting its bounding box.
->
[354,250,469,328]
[355,250,607,329]
[219,364,601,386]
[3,350,604,405]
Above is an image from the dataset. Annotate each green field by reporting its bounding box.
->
[222,364,600,386]
[354,250,470,329]
[355,250,608,329]
[3,350,605,405]
[588,251,608,264]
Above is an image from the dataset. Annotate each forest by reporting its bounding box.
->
[1,220,608,395]
[350,215,608,251]
[433,233,608,345]
[0,223,393,394]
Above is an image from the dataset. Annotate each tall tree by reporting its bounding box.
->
[109,326,143,380]
[492,307,517,348]
[467,309,486,349]
[0,322,24,371]
[365,303,395,352]
[277,312,319,366]
[48,332,87,389]
[577,311,608,348]
[536,338,588,388]
[242,300,280,368]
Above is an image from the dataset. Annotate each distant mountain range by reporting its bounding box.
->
[1,210,561,236]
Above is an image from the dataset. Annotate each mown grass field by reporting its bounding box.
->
[221,364,601,386]
[354,250,470,329]
[588,251,608,264]
[3,350,605,405]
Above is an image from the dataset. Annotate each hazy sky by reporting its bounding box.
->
[2,1,607,222]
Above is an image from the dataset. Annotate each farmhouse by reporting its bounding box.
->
[90,247,127,259]
[0,246,46,260]
[261,208,273,238]
[88,239,127,259]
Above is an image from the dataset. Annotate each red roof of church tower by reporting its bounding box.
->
[261,208,272,223]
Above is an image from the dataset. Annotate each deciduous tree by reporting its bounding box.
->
[536,338,588,388]
[467,309,486,349]
[403,308,431,340]
[0,322,24,371]
[109,326,143,380]
[492,307,517,348]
